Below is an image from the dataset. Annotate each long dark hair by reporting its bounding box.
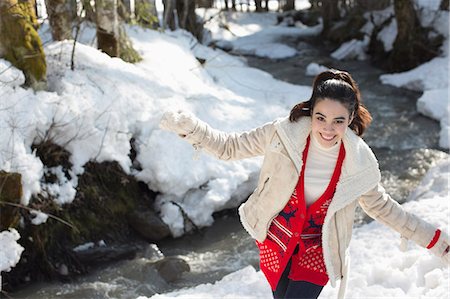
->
[289,69,372,136]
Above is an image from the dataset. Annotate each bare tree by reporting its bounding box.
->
[0,0,47,90]
[284,0,295,11]
[321,0,340,36]
[197,0,213,8]
[388,0,436,71]
[44,0,76,41]
[81,0,96,21]
[176,0,203,40]
[163,0,176,30]
[355,0,391,11]
[95,0,120,57]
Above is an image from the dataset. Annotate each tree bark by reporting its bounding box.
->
[0,0,47,89]
[197,0,213,8]
[162,0,176,30]
[255,0,263,12]
[356,0,390,11]
[176,0,203,41]
[95,0,120,57]
[321,0,340,36]
[44,0,75,41]
[388,0,427,71]
[284,0,295,11]
[81,0,96,22]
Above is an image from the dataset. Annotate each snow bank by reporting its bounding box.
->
[202,10,322,59]
[0,229,24,273]
[140,159,449,299]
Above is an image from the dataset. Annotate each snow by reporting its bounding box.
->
[30,210,49,225]
[0,229,24,273]
[73,242,95,252]
[201,10,322,59]
[377,18,397,52]
[305,63,329,76]
[139,159,450,299]
[331,36,369,61]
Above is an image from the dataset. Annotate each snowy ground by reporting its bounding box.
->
[1,2,449,295]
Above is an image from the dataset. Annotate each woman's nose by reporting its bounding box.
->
[324,123,334,131]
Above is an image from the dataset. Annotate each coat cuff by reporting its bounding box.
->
[427,229,441,249]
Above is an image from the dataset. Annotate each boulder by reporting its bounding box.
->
[128,209,171,241]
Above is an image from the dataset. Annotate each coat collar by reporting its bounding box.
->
[274,116,381,213]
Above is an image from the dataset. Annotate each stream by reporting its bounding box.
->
[10,32,448,299]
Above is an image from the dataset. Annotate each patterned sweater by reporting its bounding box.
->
[257,136,346,290]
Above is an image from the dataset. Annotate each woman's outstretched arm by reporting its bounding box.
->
[359,184,449,263]
[160,110,277,160]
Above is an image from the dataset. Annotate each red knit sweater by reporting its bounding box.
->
[257,136,346,290]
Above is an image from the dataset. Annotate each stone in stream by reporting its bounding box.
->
[153,257,190,282]
[128,209,171,241]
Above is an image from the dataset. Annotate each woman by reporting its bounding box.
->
[159,69,449,299]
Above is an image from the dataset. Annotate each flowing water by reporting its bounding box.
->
[10,34,448,299]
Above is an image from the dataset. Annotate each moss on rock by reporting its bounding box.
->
[0,0,47,90]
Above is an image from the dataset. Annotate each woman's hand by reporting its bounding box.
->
[159,110,199,137]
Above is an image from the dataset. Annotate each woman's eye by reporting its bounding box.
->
[334,120,344,124]
[317,117,325,122]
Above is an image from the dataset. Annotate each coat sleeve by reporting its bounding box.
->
[358,183,437,248]
[182,119,277,161]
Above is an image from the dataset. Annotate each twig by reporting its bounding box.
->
[0,201,78,232]
[169,200,199,232]
[71,8,84,71]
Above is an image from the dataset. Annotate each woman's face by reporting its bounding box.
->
[311,98,353,148]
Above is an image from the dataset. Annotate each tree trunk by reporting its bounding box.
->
[118,0,132,22]
[118,25,142,63]
[162,0,176,30]
[135,0,159,28]
[321,0,340,36]
[356,0,390,11]
[81,0,96,22]
[95,0,120,57]
[440,0,449,10]
[176,0,203,41]
[388,0,434,71]
[0,0,47,90]
[284,0,295,11]
[197,0,213,8]
[255,0,263,12]
[44,0,75,41]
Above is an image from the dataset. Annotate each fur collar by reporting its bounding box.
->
[274,116,381,214]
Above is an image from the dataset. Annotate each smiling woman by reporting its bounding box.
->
[159,69,449,299]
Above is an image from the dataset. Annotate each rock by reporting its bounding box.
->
[0,171,22,230]
[154,257,190,282]
[74,244,139,266]
[128,209,171,241]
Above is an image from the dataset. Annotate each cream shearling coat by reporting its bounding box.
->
[183,116,437,298]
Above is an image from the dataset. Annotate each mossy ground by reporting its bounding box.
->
[2,142,157,292]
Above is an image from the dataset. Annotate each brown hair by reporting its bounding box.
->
[289,69,372,136]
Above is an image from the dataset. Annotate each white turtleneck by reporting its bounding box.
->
[304,133,341,207]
